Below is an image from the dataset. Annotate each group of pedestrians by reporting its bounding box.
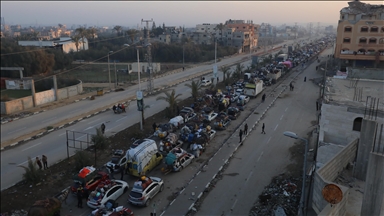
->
[35,155,48,170]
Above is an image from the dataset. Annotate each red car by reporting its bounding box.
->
[71,166,109,195]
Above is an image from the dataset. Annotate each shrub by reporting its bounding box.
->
[91,128,109,150]
[18,157,43,184]
[73,151,93,171]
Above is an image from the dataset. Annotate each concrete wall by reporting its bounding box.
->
[361,152,384,216]
[319,103,361,145]
[354,119,378,180]
[312,139,358,214]
[1,82,82,115]
[347,67,384,80]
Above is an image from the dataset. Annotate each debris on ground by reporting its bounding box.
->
[250,174,301,216]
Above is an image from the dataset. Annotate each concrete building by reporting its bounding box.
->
[195,23,218,34]
[225,19,259,52]
[334,1,384,68]
[158,33,171,44]
[312,77,384,215]
[18,37,89,53]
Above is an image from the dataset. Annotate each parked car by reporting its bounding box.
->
[235,88,244,96]
[229,94,239,103]
[87,180,129,209]
[238,95,250,104]
[90,200,134,216]
[201,80,212,86]
[227,107,241,120]
[128,176,164,207]
[71,166,109,195]
[203,112,218,122]
[104,150,127,173]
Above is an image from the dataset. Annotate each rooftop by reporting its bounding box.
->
[325,77,384,111]
[341,1,384,15]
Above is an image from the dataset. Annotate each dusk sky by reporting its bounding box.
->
[1,1,381,28]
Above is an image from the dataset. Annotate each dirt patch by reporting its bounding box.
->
[223,173,239,177]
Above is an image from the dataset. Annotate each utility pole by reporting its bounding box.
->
[142,18,154,94]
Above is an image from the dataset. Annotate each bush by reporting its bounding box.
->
[73,151,93,171]
[18,157,43,184]
[91,128,109,150]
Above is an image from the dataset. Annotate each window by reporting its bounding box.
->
[361,27,368,32]
[343,38,351,43]
[370,26,378,32]
[353,117,363,131]
[359,38,367,43]
[344,27,352,32]
[379,38,384,44]
[381,27,384,32]
[369,38,377,44]
[358,49,366,53]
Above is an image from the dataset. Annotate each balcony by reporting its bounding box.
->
[338,50,384,60]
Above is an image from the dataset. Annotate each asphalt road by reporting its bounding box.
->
[197,50,333,215]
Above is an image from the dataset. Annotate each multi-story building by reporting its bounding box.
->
[225,19,259,52]
[195,23,218,34]
[334,1,384,68]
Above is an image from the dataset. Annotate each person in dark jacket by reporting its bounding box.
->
[42,155,48,169]
[77,185,83,208]
[239,129,243,143]
[36,157,42,170]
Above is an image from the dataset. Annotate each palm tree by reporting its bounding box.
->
[75,27,87,50]
[71,35,80,52]
[18,157,43,184]
[185,80,201,101]
[126,29,137,43]
[220,65,231,82]
[87,27,97,39]
[233,63,244,79]
[156,89,182,117]
[113,25,122,36]
[91,128,108,150]
[71,35,81,52]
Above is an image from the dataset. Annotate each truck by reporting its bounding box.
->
[267,69,282,81]
[126,139,163,177]
[244,79,264,97]
[276,54,288,62]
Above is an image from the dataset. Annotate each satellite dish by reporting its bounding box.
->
[322,184,343,205]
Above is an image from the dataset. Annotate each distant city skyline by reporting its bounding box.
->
[1,1,381,28]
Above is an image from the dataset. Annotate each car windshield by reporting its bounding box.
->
[129,191,143,198]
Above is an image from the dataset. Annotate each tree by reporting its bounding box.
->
[91,128,109,150]
[113,25,122,36]
[18,157,43,184]
[126,29,137,43]
[75,26,88,50]
[220,65,231,82]
[71,35,81,52]
[87,27,97,39]
[233,63,244,79]
[185,79,201,101]
[156,89,182,117]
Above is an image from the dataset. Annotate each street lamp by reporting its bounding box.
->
[135,43,151,131]
[283,131,308,216]
[107,51,113,90]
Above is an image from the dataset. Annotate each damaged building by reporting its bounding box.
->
[334,0,384,68]
[311,77,384,215]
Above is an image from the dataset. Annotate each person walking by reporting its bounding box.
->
[261,123,266,134]
[262,93,266,102]
[36,157,42,170]
[304,77,307,82]
[101,123,106,134]
[244,123,248,135]
[42,155,48,170]
[239,129,243,143]
[120,165,125,180]
[152,122,157,133]
[77,185,83,208]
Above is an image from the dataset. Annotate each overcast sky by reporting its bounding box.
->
[1,1,381,28]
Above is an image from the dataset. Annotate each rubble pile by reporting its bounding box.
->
[250,174,301,216]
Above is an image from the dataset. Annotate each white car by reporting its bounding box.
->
[128,176,164,207]
[104,150,127,173]
[201,80,212,86]
[235,88,244,96]
[87,180,129,209]
[203,112,218,122]
[238,95,250,104]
